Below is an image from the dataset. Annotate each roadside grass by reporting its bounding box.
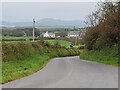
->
[80,45,119,66]
[2,54,50,84]
[2,41,80,84]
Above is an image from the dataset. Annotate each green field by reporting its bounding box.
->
[45,40,84,48]
[45,40,71,48]
[2,36,83,48]
[2,36,33,40]
[2,36,31,39]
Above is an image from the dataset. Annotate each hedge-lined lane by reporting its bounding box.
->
[2,42,80,84]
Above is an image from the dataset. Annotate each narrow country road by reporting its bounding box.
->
[3,56,118,88]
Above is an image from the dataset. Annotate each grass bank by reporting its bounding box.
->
[2,41,80,84]
[80,45,119,66]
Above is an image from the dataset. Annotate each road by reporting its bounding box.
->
[3,56,118,88]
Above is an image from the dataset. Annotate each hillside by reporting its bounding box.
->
[2,18,86,27]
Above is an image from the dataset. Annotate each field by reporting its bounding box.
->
[2,36,33,40]
[2,36,84,48]
[45,40,85,48]
[45,40,71,48]
[2,36,34,41]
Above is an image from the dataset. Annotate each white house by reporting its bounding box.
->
[67,31,86,38]
[67,31,79,37]
[43,31,55,38]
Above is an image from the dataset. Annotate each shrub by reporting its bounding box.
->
[53,41,61,48]
[44,41,51,47]
[37,40,45,46]
[2,42,36,62]
[2,42,80,62]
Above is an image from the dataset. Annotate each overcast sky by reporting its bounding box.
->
[1,2,97,22]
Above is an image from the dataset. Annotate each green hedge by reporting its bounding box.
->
[2,42,80,62]
[2,42,80,84]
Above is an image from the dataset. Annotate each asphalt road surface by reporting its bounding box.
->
[3,56,118,88]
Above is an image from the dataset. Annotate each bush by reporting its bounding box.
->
[44,41,51,47]
[37,40,45,46]
[2,42,36,62]
[2,42,80,62]
[53,41,61,48]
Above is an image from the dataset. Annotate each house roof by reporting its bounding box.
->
[68,31,79,35]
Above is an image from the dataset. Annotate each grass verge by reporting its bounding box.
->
[2,55,50,84]
[80,45,119,66]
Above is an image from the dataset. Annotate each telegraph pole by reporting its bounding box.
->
[33,19,35,42]
[74,26,77,45]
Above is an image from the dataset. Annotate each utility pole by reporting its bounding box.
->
[33,19,35,42]
[74,26,77,45]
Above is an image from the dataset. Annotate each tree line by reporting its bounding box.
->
[83,1,119,50]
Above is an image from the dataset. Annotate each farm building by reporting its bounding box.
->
[43,31,55,38]
[67,31,79,38]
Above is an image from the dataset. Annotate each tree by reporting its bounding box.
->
[83,1,119,50]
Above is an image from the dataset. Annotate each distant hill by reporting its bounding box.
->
[2,18,86,27]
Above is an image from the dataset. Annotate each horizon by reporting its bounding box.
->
[2,18,85,22]
[1,2,97,23]
[1,18,87,27]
